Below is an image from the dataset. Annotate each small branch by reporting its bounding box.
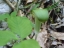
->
[16,0,21,12]
[35,17,41,32]
[4,0,15,10]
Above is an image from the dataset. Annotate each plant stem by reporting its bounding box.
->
[34,17,41,39]
[35,17,41,32]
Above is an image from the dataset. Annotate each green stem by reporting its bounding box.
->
[34,17,41,39]
[35,17,41,32]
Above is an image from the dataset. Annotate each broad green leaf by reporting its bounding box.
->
[0,30,18,46]
[11,11,17,17]
[0,13,9,20]
[7,16,32,39]
[13,39,40,48]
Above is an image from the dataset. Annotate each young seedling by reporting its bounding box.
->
[32,8,49,38]
[32,8,49,32]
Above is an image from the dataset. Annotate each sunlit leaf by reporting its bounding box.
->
[13,39,40,48]
[7,16,32,39]
[0,30,18,46]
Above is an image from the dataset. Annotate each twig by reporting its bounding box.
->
[16,0,21,12]
[4,0,15,10]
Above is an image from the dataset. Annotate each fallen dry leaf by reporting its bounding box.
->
[37,29,47,48]
[26,0,33,3]
[17,10,24,17]
[50,30,64,40]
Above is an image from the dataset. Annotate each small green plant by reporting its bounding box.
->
[0,11,40,48]
[32,8,49,32]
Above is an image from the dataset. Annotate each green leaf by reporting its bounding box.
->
[11,11,17,17]
[12,39,40,48]
[0,30,18,46]
[7,16,32,39]
[32,8,49,22]
[0,13,9,20]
